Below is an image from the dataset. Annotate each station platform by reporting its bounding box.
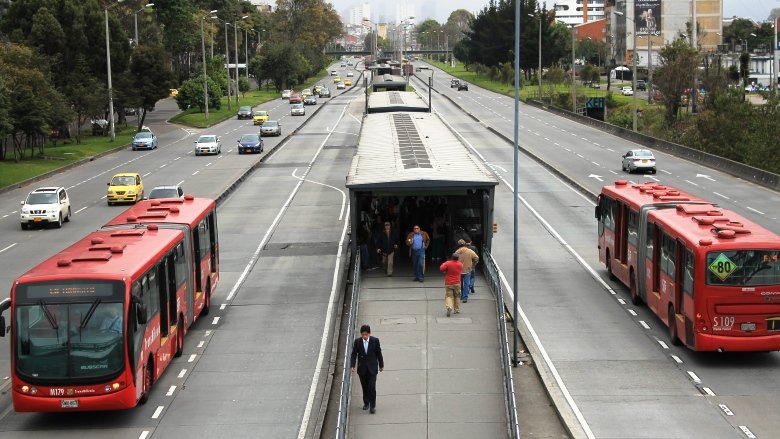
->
[347,265,509,438]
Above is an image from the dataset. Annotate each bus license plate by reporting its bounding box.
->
[741,322,756,331]
[61,399,78,408]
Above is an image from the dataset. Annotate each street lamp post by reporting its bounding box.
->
[223,21,231,111]
[133,3,154,47]
[529,14,542,95]
[615,11,637,131]
[201,10,218,123]
[773,19,778,94]
[234,16,248,106]
[104,0,127,142]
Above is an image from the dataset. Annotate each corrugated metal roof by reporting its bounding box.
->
[367,91,428,113]
[346,112,498,190]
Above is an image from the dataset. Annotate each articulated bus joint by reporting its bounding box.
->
[0,298,10,337]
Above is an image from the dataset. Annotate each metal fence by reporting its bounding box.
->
[482,247,521,439]
[335,252,362,439]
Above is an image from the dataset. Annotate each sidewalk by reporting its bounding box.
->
[348,267,508,438]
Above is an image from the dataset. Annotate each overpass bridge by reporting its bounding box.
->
[323,49,449,57]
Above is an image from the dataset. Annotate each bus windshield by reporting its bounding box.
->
[14,280,125,383]
[706,250,780,286]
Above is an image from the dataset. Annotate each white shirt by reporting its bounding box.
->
[363,338,369,354]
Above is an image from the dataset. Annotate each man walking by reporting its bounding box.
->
[375,222,398,276]
[440,253,463,317]
[456,239,479,303]
[350,324,384,414]
[465,237,479,295]
[406,224,430,282]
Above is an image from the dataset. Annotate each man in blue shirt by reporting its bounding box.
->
[406,225,430,282]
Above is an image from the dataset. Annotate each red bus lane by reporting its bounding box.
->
[597,180,780,351]
[0,197,220,412]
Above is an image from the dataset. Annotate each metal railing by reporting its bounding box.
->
[335,252,362,438]
[482,247,521,439]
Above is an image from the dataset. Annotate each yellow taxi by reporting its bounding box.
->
[333,76,341,83]
[344,79,353,86]
[253,110,269,125]
[301,88,312,98]
[107,172,144,205]
[313,85,323,94]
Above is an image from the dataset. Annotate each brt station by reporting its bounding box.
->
[346,92,498,273]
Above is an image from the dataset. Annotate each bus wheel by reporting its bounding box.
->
[606,250,616,280]
[139,359,154,404]
[174,318,184,358]
[630,271,642,305]
[201,282,211,316]
[668,306,681,346]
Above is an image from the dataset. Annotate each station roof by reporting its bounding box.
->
[367,91,428,113]
[346,112,498,190]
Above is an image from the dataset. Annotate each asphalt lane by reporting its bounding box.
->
[415,68,780,437]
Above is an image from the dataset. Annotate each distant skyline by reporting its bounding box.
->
[318,0,778,24]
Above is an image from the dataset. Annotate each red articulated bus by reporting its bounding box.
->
[0,226,192,411]
[597,180,780,351]
[102,195,219,322]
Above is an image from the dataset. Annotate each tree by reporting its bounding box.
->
[64,57,105,144]
[444,9,474,48]
[653,38,698,125]
[176,74,221,112]
[123,45,176,131]
[238,76,250,97]
[579,64,600,84]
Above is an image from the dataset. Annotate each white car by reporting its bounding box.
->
[330,70,337,76]
[281,89,291,99]
[346,71,354,77]
[194,134,221,155]
[336,82,346,89]
[20,187,71,229]
[621,86,634,96]
[290,103,305,116]
[621,149,656,174]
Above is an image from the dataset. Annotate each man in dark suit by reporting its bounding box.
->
[350,324,384,413]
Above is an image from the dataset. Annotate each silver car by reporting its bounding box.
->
[195,134,221,155]
[147,185,184,199]
[621,149,656,174]
[291,103,305,116]
[261,120,282,136]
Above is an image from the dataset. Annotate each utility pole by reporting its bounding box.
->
[571,24,576,114]
[104,7,115,141]
[234,21,240,106]
[692,0,698,113]
[224,22,231,111]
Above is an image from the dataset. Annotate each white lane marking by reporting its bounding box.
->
[747,207,765,215]
[1,214,7,218]
[617,298,626,305]
[204,330,211,337]
[609,170,618,175]
[576,153,584,159]
[696,173,715,181]
[591,161,600,166]
[197,341,204,348]
[143,172,151,177]
[166,386,176,396]
[593,142,600,146]
[687,371,702,383]
[713,192,730,200]
[205,162,213,167]
[671,355,683,364]
[220,303,227,310]
[640,321,650,329]
[657,340,669,349]
[719,404,734,416]
[227,149,233,153]
[159,164,167,169]
[217,155,223,159]
[74,207,88,214]
[703,387,715,396]
[627,309,637,316]
[349,113,362,124]
[291,169,347,220]
[684,180,699,187]
[177,180,185,186]
[0,243,18,254]
[174,156,181,161]
[101,195,107,199]
[192,171,199,176]
[177,369,187,378]
[660,169,672,175]
[151,406,164,419]
[139,431,150,439]
[739,426,756,438]
[607,148,615,152]
[211,317,220,325]
[188,354,196,363]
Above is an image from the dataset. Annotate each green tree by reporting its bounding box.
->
[64,57,105,144]
[238,76,250,97]
[124,45,176,131]
[579,64,600,84]
[653,38,698,125]
[176,74,221,112]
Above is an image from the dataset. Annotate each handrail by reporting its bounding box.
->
[482,247,521,439]
[335,252,362,438]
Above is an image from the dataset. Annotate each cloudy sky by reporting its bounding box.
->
[324,0,778,24]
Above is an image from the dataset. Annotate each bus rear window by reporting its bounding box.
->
[706,250,780,286]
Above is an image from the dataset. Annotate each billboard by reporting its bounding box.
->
[635,0,661,36]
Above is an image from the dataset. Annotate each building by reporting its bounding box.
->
[555,0,608,26]
[248,1,272,13]
[349,3,372,26]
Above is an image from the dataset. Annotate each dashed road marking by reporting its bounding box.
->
[747,207,765,215]
[75,207,88,214]
[660,169,672,175]
[703,387,715,396]
[197,341,204,348]
[151,406,164,419]
[687,371,702,383]
[627,309,637,316]
[177,369,187,378]
[617,298,626,305]
[671,355,683,364]
[639,321,650,329]
[0,243,17,254]
[188,354,196,363]
[192,171,199,176]
[139,431,150,439]
[166,386,176,396]
[713,192,730,200]
[212,317,220,325]
[719,404,734,416]
[657,340,669,349]
[739,426,756,438]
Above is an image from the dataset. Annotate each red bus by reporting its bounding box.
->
[0,226,191,411]
[597,181,780,351]
[102,195,219,322]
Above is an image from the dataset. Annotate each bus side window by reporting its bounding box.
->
[683,249,694,297]
[627,210,638,246]
[661,233,676,277]
[174,243,187,289]
[147,270,160,318]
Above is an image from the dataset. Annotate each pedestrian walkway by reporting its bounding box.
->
[347,267,508,438]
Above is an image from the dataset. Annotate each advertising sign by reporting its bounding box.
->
[635,0,661,36]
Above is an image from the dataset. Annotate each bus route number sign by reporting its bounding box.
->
[709,253,737,281]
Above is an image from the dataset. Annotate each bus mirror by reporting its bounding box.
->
[594,205,601,219]
[0,315,5,337]
[136,303,148,325]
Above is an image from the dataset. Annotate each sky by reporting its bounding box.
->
[322,0,779,24]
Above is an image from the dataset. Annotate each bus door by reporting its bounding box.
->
[208,211,218,277]
[192,228,202,294]
[165,253,178,325]
[177,238,195,325]
[636,207,651,302]
[659,233,677,320]
[156,260,170,339]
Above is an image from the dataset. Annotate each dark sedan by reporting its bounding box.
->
[237,105,252,119]
[260,120,282,137]
[237,133,264,154]
[319,87,331,98]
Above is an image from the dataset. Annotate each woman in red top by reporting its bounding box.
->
[439,254,463,317]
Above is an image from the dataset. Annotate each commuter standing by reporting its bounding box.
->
[350,324,384,414]
[440,253,463,317]
[465,237,479,296]
[455,240,479,303]
[375,222,398,276]
[406,224,430,282]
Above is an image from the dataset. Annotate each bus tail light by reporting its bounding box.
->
[696,313,708,332]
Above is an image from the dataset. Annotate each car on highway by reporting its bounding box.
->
[131,130,158,150]
[282,89,292,99]
[636,80,646,91]
[451,79,460,88]
[260,120,282,136]
[237,133,264,154]
[313,85,323,95]
[319,87,331,98]
[20,187,71,229]
[333,76,341,83]
[289,94,302,104]
[330,70,337,76]
[194,134,222,155]
[346,71,354,77]
[304,94,317,105]
[336,82,346,90]
[621,86,634,96]
[457,82,469,91]
[621,149,656,174]
[237,105,252,119]
[344,79,352,86]
[290,103,305,116]
[301,88,312,98]
[253,110,269,125]
[107,172,144,205]
[147,185,184,199]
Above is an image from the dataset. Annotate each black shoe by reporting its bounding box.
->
[446,308,451,317]
[362,404,369,410]
[370,407,376,414]
[462,299,468,303]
